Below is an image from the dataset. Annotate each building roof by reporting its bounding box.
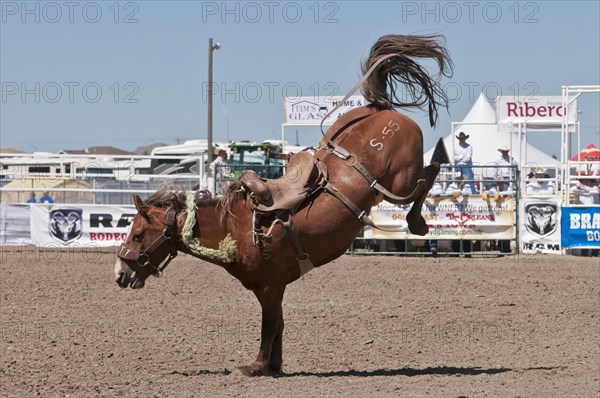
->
[0,148,29,154]
[59,146,133,155]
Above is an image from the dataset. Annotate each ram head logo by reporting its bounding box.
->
[49,208,83,244]
[525,204,558,237]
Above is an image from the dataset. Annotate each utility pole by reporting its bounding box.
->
[207,37,220,167]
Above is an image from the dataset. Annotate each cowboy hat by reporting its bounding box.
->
[455,132,469,140]
[453,172,464,180]
[533,167,547,174]
[498,145,510,152]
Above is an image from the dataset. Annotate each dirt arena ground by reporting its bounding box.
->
[1,248,598,397]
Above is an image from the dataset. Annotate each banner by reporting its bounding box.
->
[561,207,600,248]
[283,96,365,126]
[520,197,562,254]
[496,96,577,132]
[369,197,516,240]
[0,204,31,244]
[30,204,135,247]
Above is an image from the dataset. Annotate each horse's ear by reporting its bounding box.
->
[132,195,146,215]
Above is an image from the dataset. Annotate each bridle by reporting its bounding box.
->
[117,208,178,277]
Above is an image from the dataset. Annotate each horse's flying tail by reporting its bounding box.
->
[360,34,453,127]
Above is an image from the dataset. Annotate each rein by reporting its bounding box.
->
[117,208,178,277]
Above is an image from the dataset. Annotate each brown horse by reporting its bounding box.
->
[114,34,452,376]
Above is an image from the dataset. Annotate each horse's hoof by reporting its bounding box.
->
[408,218,429,236]
[236,364,272,377]
[269,364,282,374]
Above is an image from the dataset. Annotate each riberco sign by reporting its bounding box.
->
[505,101,566,118]
[496,96,578,131]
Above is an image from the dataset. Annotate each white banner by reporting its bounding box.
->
[0,204,32,244]
[283,95,365,126]
[520,197,562,254]
[30,204,135,247]
[369,197,516,240]
[496,96,577,131]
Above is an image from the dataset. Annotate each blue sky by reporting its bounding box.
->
[1,0,599,156]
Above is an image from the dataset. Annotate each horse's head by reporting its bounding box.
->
[114,195,178,289]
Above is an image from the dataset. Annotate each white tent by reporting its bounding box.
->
[424,93,559,176]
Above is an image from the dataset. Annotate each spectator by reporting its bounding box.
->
[494,145,517,182]
[209,149,233,194]
[445,172,473,197]
[39,191,54,204]
[26,192,36,203]
[570,177,599,205]
[525,167,555,196]
[454,132,474,185]
[482,176,515,202]
[428,181,443,197]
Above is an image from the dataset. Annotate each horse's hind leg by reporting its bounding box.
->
[406,163,440,236]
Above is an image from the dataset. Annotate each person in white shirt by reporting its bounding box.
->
[209,149,232,193]
[454,132,473,183]
[445,172,473,197]
[525,167,555,196]
[494,145,517,182]
[570,178,600,205]
[482,176,515,201]
[427,181,443,197]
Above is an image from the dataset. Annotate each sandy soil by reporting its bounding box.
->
[1,247,599,397]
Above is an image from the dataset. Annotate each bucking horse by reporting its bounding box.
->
[114,34,453,376]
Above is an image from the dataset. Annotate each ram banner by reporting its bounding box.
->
[30,204,135,247]
[519,197,562,254]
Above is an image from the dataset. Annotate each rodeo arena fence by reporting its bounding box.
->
[1,87,598,257]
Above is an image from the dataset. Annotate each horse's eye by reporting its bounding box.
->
[133,233,144,242]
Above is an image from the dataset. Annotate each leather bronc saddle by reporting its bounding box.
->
[238,151,324,214]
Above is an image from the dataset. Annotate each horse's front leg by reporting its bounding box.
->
[269,306,284,373]
[238,286,285,376]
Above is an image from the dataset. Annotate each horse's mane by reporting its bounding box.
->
[144,188,219,212]
[143,186,246,225]
[219,181,247,223]
[360,34,453,127]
